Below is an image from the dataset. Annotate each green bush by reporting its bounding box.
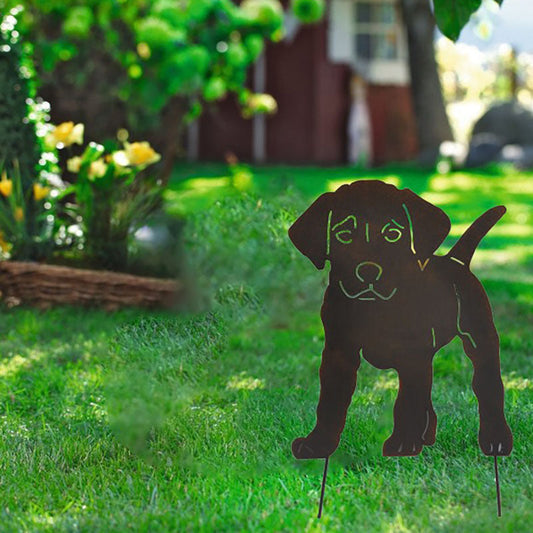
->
[0,7,59,260]
[0,7,39,190]
[7,0,293,177]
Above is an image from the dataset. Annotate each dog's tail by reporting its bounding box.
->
[446,206,506,267]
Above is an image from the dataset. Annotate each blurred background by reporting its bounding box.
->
[4,0,533,182]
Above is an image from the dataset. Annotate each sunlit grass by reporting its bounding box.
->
[503,374,533,391]
[0,164,532,531]
[226,372,265,391]
[327,175,402,191]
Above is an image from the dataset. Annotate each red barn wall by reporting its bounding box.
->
[198,97,253,161]
[367,85,418,165]
[265,21,351,163]
[195,8,418,165]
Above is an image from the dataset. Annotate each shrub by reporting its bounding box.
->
[0,7,39,190]
[8,0,291,179]
[0,160,59,260]
[0,7,59,260]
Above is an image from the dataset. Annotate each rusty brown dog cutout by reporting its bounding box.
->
[289,180,512,459]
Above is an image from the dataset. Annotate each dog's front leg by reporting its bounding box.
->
[383,360,434,456]
[292,343,360,459]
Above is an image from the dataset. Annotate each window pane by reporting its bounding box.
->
[356,2,372,23]
[355,33,371,60]
[355,32,399,61]
[373,32,398,60]
[373,3,395,24]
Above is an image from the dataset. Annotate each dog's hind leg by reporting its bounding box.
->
[383,359,434,456]
[421,399,437,446]
[454,280,513,456]
[292,343,360,459]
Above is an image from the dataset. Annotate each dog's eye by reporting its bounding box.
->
[335,230,353,244]
[332,215,357,245]
[381,220,404,243]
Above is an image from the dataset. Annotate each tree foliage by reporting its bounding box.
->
[0,6,40,190]
[4,0,501,126]
[0,0,506,176]
[8,0,285,131]
[433,0,504,42]
[0,6,57,259]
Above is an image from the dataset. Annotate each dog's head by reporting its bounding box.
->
[289,180,450,302]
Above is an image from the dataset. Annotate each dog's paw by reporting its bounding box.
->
[292,435,338,459]
[421,408,437,446]
[479,421,513,456]
[383,433,424,457]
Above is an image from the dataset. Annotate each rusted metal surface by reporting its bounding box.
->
[289,180,512,459]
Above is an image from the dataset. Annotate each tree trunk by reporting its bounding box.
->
[151,95,188,186]
[399,0,453,164]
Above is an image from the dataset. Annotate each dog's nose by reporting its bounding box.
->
[355,261,383,282]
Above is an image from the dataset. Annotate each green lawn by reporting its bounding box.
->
[1,164,532,531]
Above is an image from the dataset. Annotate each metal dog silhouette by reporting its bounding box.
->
[289,180,512,458]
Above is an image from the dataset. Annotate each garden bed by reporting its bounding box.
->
[0,261,181,310]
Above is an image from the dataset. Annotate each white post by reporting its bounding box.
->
[253,52,267,163]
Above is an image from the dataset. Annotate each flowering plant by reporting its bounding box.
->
[45,121,84,149]
[0,160,58,260]
[47,122,163,270]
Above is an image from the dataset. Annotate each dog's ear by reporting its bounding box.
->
[289,192,333,269]
[402,189,450,258]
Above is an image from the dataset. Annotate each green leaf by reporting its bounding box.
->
[433,0,483,41]
[226,42,249,68]
[239,0,284,31]
[244,35,264,61]
[135,17,184,49]
[80,142,105,166]
[291,0,325,24]
[63,6,94,39]
[152,0,187,26]
[203,77,227,101]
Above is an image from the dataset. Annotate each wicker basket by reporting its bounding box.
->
[0,261,182,310]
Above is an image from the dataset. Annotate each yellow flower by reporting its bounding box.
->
[0,172,13,197]
[242,93,277,118]
[113,141,161,167]
[127,141,161,165]
[67,156,82,173]
[0,231,10,253]
[33,184,50,201]
[137,42,151,59]
[46,121,84,148]
[14,207,24,222]
[88,159,108,179]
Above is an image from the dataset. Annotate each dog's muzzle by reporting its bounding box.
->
[338,261,398,301]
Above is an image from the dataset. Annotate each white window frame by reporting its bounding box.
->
[328,0,410,85]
